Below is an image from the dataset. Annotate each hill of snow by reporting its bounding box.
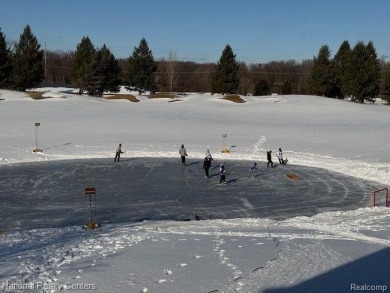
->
[0,88,389,292]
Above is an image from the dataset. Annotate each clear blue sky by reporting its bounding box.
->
[1,0,389,64]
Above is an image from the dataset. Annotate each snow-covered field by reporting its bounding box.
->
[0,88,389,292]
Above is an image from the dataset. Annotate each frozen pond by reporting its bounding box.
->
[0,158,378,230]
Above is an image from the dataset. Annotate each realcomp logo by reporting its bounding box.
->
[351,283,388,292]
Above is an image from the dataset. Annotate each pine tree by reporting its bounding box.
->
[281,81,293,95]
[211,45,239,94]
[382,67,390,104]
[347,41,381,103]
[86,45,122,96]
[12,25,44,91]
[127,38,157,94]
[253,79,270,96]
[71,36,96,94]
[0,28,12,88]
[308,45,337,97]
[333,40,351,99]
[363,41,381,103]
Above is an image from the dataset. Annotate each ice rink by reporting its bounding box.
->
[0,158,378,230]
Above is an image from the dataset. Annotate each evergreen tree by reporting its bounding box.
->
[0,28,12,88]
[333,40,351,99]
[308,45,337,97]
[382,68,390,104]
[71,36,96,94]
[347,41,381,103]
[127,38,157,94]
[280,81,293,95]
[253,79,270,96]
[363,41,381,102]
[12,25,44,91]
[86,45,122,96]
[211,44,240,94]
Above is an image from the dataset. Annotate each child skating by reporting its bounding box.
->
[114,144,124,162]
[179,144,188,165]
[219,163,227,184]
[267,150,274,168]
[203,155,212,178]
[248,162,258,177]
[277,147,285,165]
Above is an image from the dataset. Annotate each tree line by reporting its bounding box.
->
[1,25,389,103]
[308,41,386,103]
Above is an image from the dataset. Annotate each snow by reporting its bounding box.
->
[0,88,389,292]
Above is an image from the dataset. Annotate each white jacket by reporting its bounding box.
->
[277,151,283,159]
[179,147,187,156]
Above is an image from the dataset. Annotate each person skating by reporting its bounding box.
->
[248,162,258,177]
[219,163,227,184]
[114,143,124,162]
[277,147,285,165]
[203,155,212,178]
[179,144,188,165]
[205,149,213,161]
[267,150,274,168]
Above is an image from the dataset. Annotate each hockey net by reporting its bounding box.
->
[371,188,389,207]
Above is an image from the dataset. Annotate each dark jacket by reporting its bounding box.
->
[203,157,212,169]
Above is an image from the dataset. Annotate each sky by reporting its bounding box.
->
[1,0,389,64]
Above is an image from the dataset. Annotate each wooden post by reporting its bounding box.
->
[33,122,42,153]
[221,134,230,153]
[84,187,98,229]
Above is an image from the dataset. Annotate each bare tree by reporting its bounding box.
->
[165,51,178,94]
[45,50,73,85]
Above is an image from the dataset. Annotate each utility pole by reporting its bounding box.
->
[44,41,47,82]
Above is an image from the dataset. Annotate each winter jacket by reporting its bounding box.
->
[116,146,123,155]
[179,147,187,157]
[249,164,257,173]
[277,151,283,159]
[203,157,212,169]
[205,150,213,160]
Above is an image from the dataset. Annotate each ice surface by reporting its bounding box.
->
[0,158,377,231]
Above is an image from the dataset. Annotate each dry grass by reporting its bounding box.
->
[27,91,46,99]
[149,93,177,99]
[167,99,183,103]
[105,94,140,102]
[221,94,246,103]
